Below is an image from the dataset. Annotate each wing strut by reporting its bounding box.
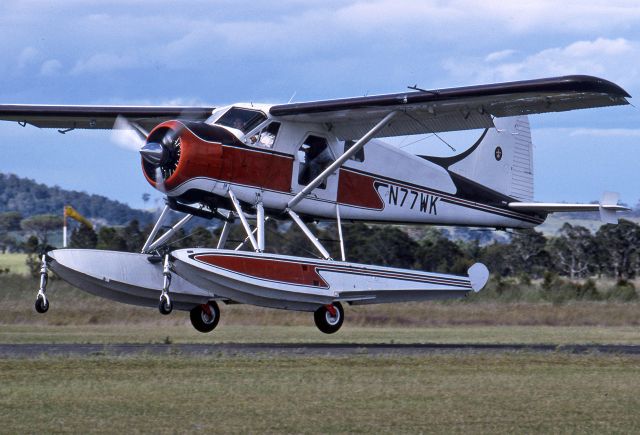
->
[287,110,399,209]
[336,204,346,261]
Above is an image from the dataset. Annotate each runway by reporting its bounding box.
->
[2,342,640,357]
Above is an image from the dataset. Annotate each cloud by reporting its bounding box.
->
[443,38,640,89]
[17,46,39,69]
[70,53,139,75]
[570,128,640,137]
[485,50,516,63]
[40,59,62,76]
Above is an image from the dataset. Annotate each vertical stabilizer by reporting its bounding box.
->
[448,116,534,201]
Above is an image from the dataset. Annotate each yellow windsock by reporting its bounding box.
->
[64,205,93,229]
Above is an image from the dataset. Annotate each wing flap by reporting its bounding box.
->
[328,110,493,141]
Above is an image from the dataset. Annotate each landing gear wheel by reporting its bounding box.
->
[314,302,344,334]
[190,301,220,333]
[34,295,49,313]
[158,294,173,315]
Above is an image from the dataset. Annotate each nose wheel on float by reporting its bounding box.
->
[314,302,344,334]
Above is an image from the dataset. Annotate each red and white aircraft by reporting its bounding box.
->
[1,75,631,333]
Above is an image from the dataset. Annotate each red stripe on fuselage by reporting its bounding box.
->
[337,169,383,209]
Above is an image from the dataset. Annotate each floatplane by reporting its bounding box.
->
[0,75,630,333]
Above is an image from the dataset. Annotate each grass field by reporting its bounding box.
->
[0,253,28,275]
[3,324,640,346]
[3,272,640,346]
[1,353,640,433]
[3,274,640,433]
[3,273,640,328]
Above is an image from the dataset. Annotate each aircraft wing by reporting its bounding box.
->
[270,75,630,140]
[0,105,215,132]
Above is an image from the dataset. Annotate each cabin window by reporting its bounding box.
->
[297,135,334,189]
[248,122,280,148]
[343,140,365,162]
[215,107,267,133]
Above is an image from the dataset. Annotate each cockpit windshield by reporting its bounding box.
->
[214,107,267,134]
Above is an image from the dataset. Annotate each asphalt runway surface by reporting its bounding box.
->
[2,342,640,357]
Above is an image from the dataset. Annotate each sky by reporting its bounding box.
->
[0,0,639,209]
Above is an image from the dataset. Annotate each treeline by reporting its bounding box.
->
[0,173,154,225]
[338,220,640,281]
[9,210,640,284]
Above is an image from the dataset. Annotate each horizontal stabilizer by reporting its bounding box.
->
[508,192,629,224]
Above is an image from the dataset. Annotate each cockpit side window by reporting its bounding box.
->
[297,135,334,189]
[248,122,281,148]
[343,140,365,162]
[215,107,267,133]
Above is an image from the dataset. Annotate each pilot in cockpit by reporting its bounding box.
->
[232,118,245,130]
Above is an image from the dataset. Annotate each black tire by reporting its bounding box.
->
[314,302,344,334]
[190,301,220,333]
[34,296,49,314]
[158,296,173,315]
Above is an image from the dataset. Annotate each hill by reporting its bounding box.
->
[0,173,154,225]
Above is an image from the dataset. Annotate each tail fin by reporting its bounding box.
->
[447,116,534,201]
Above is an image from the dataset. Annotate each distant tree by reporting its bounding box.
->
[23,235,40,254]
[275,222,323,258]
[595,220,640,279]
[69,225,98,249]
[20,214,63,245]
[96,226,127,251]
[189,227,214,247]
[547,223,596,280]
[0,211,22,232]
[507,229,549,277]
[0,211,22,253]
[451,227,495,245]
[122,220,145,252]
[170,226,215,249]
[479,241,514,276]
[342,223,418,268]
[415,232,470,274]
[0,233,18,253]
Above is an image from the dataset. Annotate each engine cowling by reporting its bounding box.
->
[140,120,235,194]
[140,120,294,203]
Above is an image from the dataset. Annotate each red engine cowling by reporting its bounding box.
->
[140,120,294,197]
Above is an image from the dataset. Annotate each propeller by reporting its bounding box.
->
[111,115,147,151]
[111,115,183,191]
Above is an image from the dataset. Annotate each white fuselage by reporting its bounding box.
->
[153,104,543,229]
